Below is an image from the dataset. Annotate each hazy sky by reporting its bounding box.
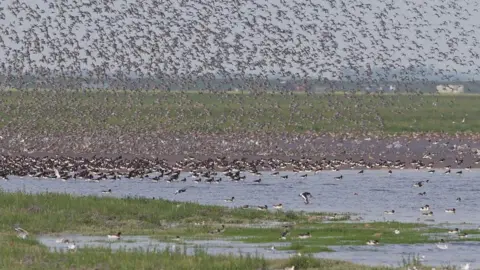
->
[0,0,479,81]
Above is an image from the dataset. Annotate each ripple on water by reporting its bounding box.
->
[4,169,480,224]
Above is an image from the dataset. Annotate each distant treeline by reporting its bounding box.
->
[0,74,479,93]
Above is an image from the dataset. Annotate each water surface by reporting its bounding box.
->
[319,242,479,268]
[3,169,480,224]
[37,234,291,258]
[37,234,479,268]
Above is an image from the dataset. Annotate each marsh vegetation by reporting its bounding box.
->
[0,191,475,269]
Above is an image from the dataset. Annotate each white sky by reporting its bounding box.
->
[0,0,479,81]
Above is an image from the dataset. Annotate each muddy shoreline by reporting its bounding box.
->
[0,131,479,169]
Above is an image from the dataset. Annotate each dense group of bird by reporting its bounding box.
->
[0,0,478,162]
[0,0,479,265]
[9,152,477,255]
[0,153,478,181]
[0,0,478,83]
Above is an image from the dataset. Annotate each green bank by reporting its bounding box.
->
[1,90,480,134]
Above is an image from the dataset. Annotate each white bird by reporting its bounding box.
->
[56,238,70,244]
[107,232,121,240]
[298,232,311,239]
[445,208,456,214]
[461,263,470,270]
[14,227,28,239]
[394,230,400,235]
[224,196,234,202]
[420,205,430,211]
[366,240,379,246]
[65,240,77,251]
[448,228,460,234]
[436,243,448,250]
[54,168,61,179]
[175,188,187,195]
[436,239,448,250]
[299,192,312,204]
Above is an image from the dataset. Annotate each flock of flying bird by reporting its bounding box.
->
[0,0,480,169]
[0,0,480,163]
[0,0,479,85]
[1,0,480,266]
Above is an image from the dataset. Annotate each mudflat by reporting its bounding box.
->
[2,91,479,168]
[1,131,478,169]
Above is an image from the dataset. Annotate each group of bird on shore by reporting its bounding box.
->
[0,153,478,182]
[9,152,475,252]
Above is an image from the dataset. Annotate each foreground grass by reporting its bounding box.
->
[0,236,421,270]
[0,191,332,235]
[2,90,480,134]
[0,191,470,269]
[0,237,455,270]
[0,238,268,270]
[0,236,435,270]
[2,191,478,248]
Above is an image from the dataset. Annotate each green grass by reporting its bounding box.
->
[2,90,480,134]
[2,191,478,247]
[0,190,471,269]
[0,191,336,235]
[217,222,457,248]
[0,237,430,270]
[0,235,440,270]
[279,255,393,270]
[0,238,269,270]
[276,243,334,253]
[185,221,480,255]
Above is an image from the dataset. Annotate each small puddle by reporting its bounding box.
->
[38,235,170,252]
[187,239,292,258]
[37,234,292,258]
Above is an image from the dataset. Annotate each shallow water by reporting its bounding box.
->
[320,242,480,268]
[37,234,479,268]
[37,234,291,258]
[3,169,480,224]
